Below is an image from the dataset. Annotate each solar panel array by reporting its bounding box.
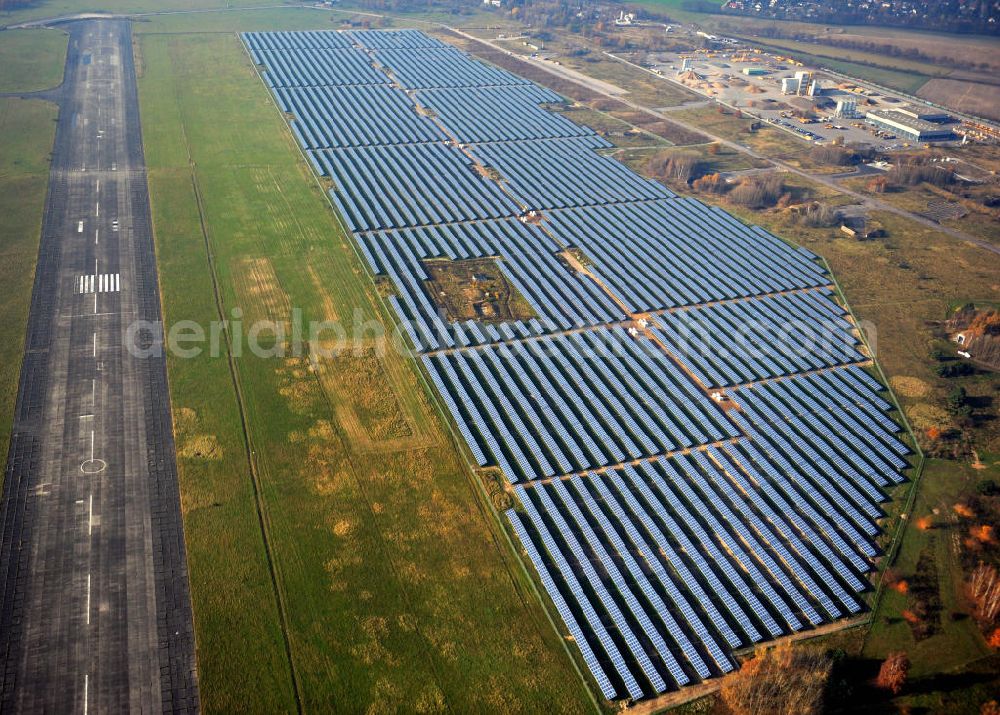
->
[421,330,739,481]
[418,85,593,143]
[245,29,911,703]
[652,289,868,387]
[359,219,625,351]
[543,199,829,312]
[471,136,675,209]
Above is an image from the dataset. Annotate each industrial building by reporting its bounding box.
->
[781,70,813,96]
[865,109,955,142]
[742,66,768,76]
[835,99,858,119]
[895,105,951,122]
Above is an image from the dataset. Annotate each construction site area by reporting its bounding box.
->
[647,48,980,151]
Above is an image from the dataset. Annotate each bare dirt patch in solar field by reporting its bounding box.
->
[423,257,538,324]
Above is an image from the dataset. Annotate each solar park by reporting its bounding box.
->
[244,29,911,704]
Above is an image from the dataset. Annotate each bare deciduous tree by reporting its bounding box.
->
[719,643,831,715]
[970,562,1000,622]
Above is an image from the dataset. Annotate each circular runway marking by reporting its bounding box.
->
[80,459,107,474]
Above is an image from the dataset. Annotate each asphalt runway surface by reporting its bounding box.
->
[0,19,198,713]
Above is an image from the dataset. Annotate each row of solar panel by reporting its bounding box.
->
[421,329,739,482]
[358,219,625,351]
[247,38,529,89]
[308,143,521,231]
[544,199,830,312]
[253,47,389,87]
[375,47,531,90]
[275,85,445,148]
[652,289,866,387]
[277,83,585,149]
[472,137,673,209]
[417,85,592,143]
[507,437,883,698]
[244,29,449,51]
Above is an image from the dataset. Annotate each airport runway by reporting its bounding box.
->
[0,19,198,713]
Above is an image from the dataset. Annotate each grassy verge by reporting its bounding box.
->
[0,28,67,92]
[138,30,594,713]
[0,0,276,26]
[133,6,350,34]
[0,97,58,488]
[670,105,809,157]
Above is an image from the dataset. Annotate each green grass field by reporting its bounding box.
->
[0,98,58,489]
[0,0,276,26]
[863,459,995,675]
[744,39,935,95]
[0,28,67,92]
[138,31,596,714]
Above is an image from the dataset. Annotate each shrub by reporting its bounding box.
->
[875,651,910,695]
[646,151,702,184]
[727,173,785,209]
[719,643,831,715]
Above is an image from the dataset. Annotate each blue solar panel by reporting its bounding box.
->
[245,29,911,703]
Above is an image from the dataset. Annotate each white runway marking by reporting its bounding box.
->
[85,573,91,624]
[88,494,93,536]
[92,332,97,357]
[76,274,119,295]
[95,228,98,245]
[95,202,99,217]
[83,674,88,715]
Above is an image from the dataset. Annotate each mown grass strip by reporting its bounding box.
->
[0,98,58,488]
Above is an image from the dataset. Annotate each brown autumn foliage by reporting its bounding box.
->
[982,700,1000,715]
[971,525,995,543]
[892,579,910,594]
[926,425,942,441]
[965,310,1000,339]
[646,151,703,184]
[727,173,785,210]
[867,176,888,194]
[875,651,910,695]
[916,516,934,530]
[988,628,1000,648]
[719,643,831,715]
[692,172,727,194]
[955,503,976,518]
